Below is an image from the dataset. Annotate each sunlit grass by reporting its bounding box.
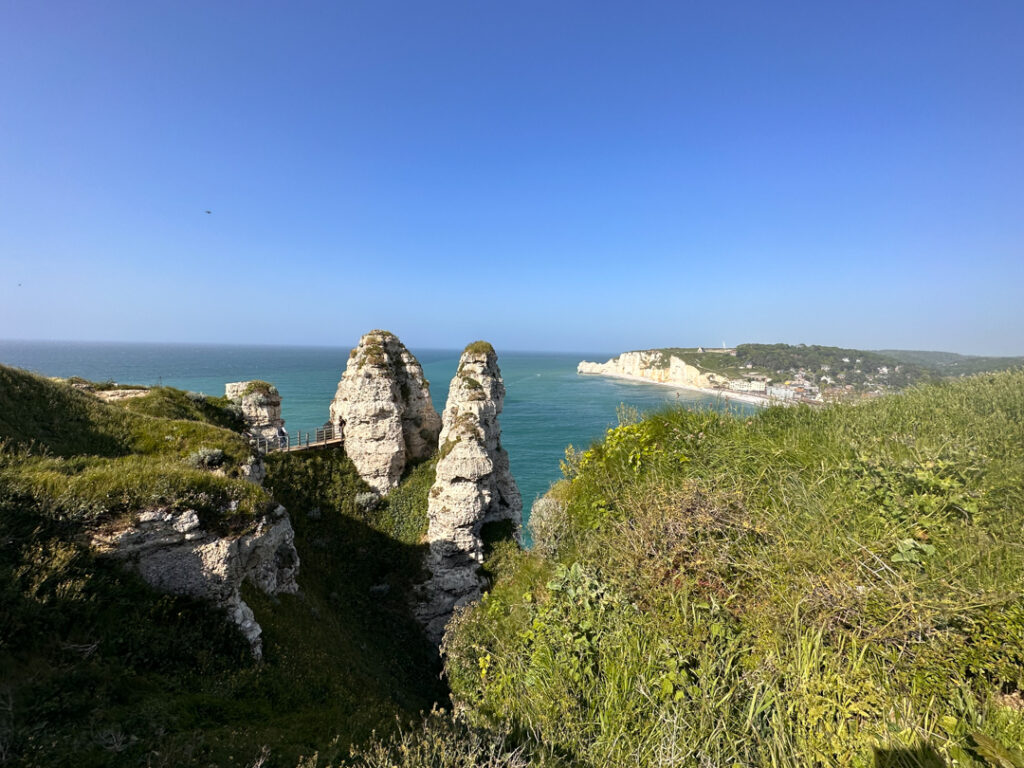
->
[440,371,1024,767]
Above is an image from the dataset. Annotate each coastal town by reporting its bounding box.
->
[577,344,971,405]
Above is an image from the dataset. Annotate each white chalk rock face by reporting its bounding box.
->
[329,330,441,494]
[416,342,522,643]
[92,505,299,659]
[577,350,722,388]
[226,381,288,449]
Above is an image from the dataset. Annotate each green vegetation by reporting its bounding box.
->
[340,709,536,768]
[241,380,280,399]
[0,366,269,529]
[464,341,496,357]
[379,458,437,545]
[650,346,763,377]
[734,343,929,387]
[7,357,1024,767]
[120,386,246,432]
[0,364,445,767]
[642,343,1022,393]
[356,331,396,368]
[437,371,1024,766]
[880,349,1024,376]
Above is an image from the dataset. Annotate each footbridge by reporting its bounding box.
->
[253,423,343,454]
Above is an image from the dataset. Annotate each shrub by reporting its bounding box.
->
[187,447,225,469]
[355,491,381,513]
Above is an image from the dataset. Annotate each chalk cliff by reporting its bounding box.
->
[416,341,522,643]
[329,330,442,494]
[226,381,288,450]
[578,350,725,388]
[92,505,299,659]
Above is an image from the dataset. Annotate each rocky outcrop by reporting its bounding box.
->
[578,350,726,388]
[329,330,441,494]
[416,341,522,643]
[226,381,288,449]
[92,505,299,659]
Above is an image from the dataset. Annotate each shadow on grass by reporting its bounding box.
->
[0,468,449,768]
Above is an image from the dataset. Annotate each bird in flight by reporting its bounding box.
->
[205,210,212,214]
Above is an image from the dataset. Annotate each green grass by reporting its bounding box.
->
[879,349,1024,376]
[464,341,496,356]
[119,386,247,432]
[0,453,446,767]
[440,371,1024,767]
[0,366,269,529]
[241,380,279,398]
[0,364,447,766]
[652,346,766,377]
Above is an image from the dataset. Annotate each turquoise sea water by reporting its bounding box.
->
[0,340,756,528]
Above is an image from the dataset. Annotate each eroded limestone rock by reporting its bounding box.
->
[226,381,288,450]
[91,505,299,659]
[329,330,441,494]
[416,341,522,643]
[577,350,726,388]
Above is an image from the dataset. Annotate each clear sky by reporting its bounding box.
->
[1,2,1022,355]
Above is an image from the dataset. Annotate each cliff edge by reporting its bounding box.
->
[578,349,725,388]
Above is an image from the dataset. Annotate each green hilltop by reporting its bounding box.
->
[436,369,1024,767]
[633,343,1023,392]
[3,362,1024,766]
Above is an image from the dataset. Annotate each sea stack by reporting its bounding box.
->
[416,341,522,643]
[226,380,288,449]
[329,330,441,494]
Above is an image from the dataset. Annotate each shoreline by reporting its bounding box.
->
[578,369,779,407]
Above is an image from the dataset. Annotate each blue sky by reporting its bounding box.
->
[1,2,1022,354]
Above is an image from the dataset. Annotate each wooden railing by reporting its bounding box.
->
[252,423,343,454]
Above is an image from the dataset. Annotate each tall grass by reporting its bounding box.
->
[442,371,1024,766]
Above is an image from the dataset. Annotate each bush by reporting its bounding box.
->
[187,447,225,469]
[355,491,381,512]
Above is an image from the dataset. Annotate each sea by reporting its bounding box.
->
[0,340,757,532]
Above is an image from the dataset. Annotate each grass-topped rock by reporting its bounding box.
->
[415,341,521,643]
[225,379,287,449]
[329,331,441,493]
[463,340,496,357]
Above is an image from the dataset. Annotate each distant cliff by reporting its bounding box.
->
[578,350,727,389]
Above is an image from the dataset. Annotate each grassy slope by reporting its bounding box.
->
[0,365,446,767]
[645,344,929,383]
[648,344,1023,388]
[880,350,1024,376]
[0,366,270,530]
[442,371,1024,767]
